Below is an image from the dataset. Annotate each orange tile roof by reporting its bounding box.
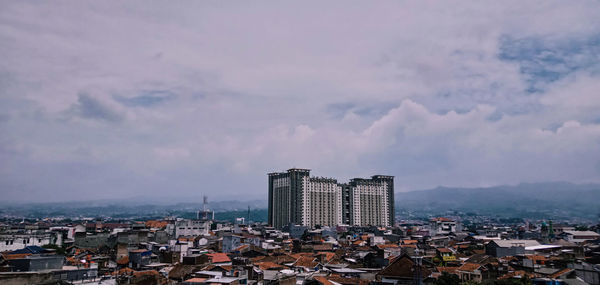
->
[327,274,371,285]
[526,255,547,261]
[314,276,335,285]
[114,267,135,275]
[1,253,32,260]
[129,249,149,253]
[184,278,208,283]
[294,256,318,268]
[133,270,160,278]
[437,266,459,274]
[207,253,231,263]
[251,256,266,262]
[317,252,336,263]
[431,217,454,222]
[550,268,574,279]
[377,244,399,249]
[117,256,129,265]
[402,240,418,245]
[256,261,287,270]
[235,244,249,251]
[458,263,481,272]
[145,220,168,228]
[291,253,312,259]
[498,270,540,280]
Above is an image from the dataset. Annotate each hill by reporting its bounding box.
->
[396,182,600,220]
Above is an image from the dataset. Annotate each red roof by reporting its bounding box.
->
[550,268,574,279]
[117,256,129,265]
[183,278,207,283]
[377,244,399,249]
[256,262,287,270]
[437,266,459,274]
[458,263,481,272]
[294,256,318,268]
[207,253,231,263]
[431,217,454,222]
[314,276,335,285]
[1,253,32,260]
[498,270,540,280]
[235,244,249,251]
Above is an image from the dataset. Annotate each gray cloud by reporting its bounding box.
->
[68,93,125,122]
[0,1,600,202]
[113,90,175,108]
[499,34,600,92]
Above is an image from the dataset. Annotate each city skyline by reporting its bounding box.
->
[268,168,394,228]
[2,1,600,202]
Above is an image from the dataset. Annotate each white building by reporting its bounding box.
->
[174,219,211,238]
[0,234,55,252]
[562,230,600,243]
[268,169,394,228]
[302,177,343,228]
[350,177,392,227]
[429,217,461,235]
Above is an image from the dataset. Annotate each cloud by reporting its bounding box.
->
[1,1,600,201]
[67,93,125,122]
[499,34,600,92]
[114,90,175,108]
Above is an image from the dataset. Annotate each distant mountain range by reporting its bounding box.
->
[395,182,600,220]
[1,182,598,221]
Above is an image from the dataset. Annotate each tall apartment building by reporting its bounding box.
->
[268,168,394,229]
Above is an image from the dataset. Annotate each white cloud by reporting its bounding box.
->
[1,1,600,201]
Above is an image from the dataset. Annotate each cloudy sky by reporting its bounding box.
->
[1,1,600,202]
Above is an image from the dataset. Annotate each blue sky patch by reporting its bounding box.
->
[499,34,600,92]
[114,90,175,107]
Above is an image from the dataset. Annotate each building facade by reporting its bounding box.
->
[268,169,394,229]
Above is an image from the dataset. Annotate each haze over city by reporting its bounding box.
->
[1,1,600,202]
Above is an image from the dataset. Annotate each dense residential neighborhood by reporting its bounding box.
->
[2,1,600,284]
[1,214,599,285]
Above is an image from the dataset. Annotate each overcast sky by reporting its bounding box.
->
[1,1,600,202]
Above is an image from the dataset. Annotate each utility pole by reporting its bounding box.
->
[414,249,423,285]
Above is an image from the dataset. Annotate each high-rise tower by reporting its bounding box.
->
[268,169,394,229]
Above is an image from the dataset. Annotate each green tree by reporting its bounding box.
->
[42,244,66,255]
[435,272,461,285]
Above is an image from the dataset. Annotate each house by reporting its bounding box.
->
[561,230,600,243]
[222,235,243,253]
[175,219,211,238]
[430,218,460,235]
[376,255,432,284]
[485,240,540,257]
[436,248,456,263]
[457,263,484,282]
[0,234,56,252]
[128,249,155,269]
[204,277,241,284]
[206,253,232,265]
[5,254,64,272]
